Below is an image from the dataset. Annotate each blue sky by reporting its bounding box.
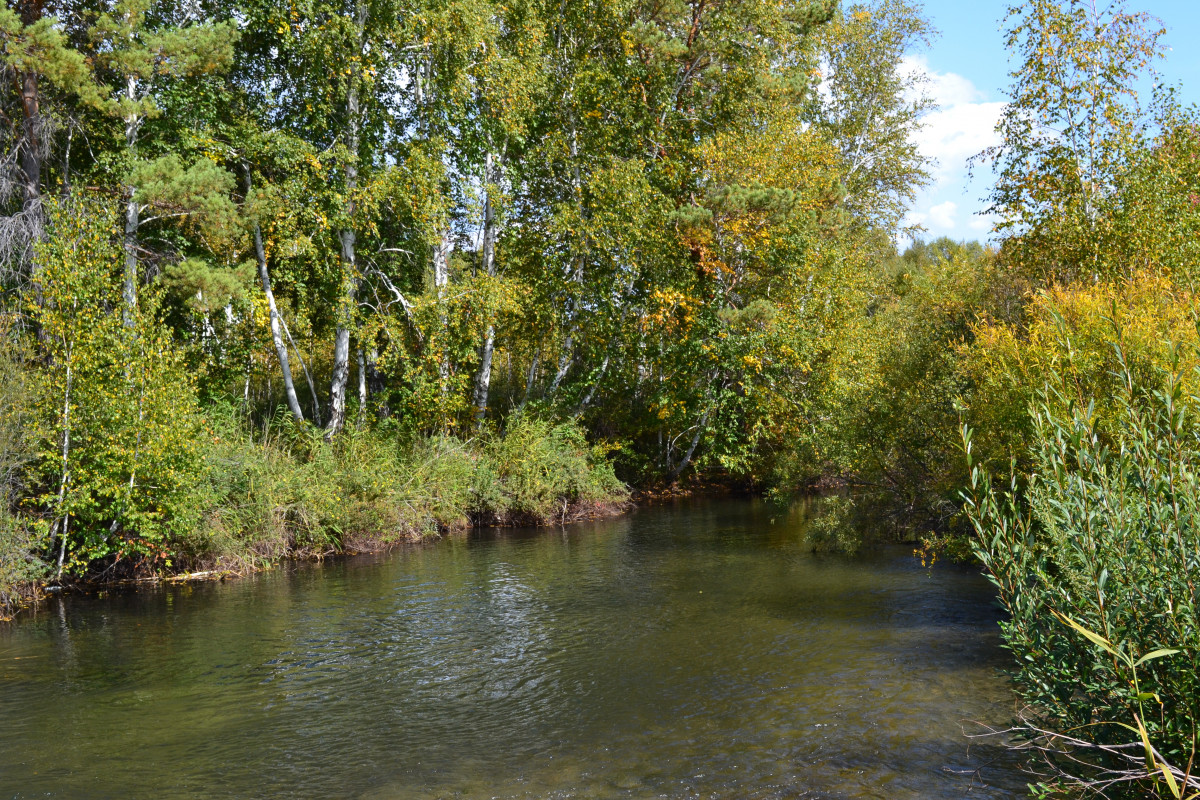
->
[902,0,1200,244]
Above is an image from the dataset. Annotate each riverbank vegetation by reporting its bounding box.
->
[2,0,1200,793]
[0,0,934,610]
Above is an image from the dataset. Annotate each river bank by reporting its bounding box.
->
[2,505,639,622]
[0,415,630,622]
[3,494,632,621]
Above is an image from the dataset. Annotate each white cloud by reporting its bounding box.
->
[968,214,995,233]
[904,54,985,108]
[900,56,1006,242]
[928,200,957,230]
[905,55,1005,181]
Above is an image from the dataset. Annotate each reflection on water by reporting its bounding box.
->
[0,499,1024,799]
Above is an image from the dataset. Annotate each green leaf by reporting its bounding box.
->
[1134,649,1182,668]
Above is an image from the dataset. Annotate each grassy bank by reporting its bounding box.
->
[0,413,628,620]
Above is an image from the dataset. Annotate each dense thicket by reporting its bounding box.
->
[0,0,941,597]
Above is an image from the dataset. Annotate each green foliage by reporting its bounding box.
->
[0,332,41,616]
[766,238,1003,536]
[965,331,1200,796]
[804,0,935,232]
[0,507,44,618]
[980,0,1165,283]
[962,272,1200,481]
[187,410,626,569]
[33,201,208,574]
[478,415,626,522]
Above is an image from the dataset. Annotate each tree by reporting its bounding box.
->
[33,199,206,575]
[977,0,1165,283]
[0,1,96,272]
[86,0,237,314]
[804,0,935,233]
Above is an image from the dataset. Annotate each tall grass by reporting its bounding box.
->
[176,411,628,572]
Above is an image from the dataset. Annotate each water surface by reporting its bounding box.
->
[0,499,1024,799]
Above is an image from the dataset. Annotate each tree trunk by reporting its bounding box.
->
[547,335,573,395]
[325,0,367,439]
[247,170,304,422]
[280,315,322,426]
[472,150,500,426]
[573,352,609,416]
[669,408,710,484]
[327,229,358,438]
[16,1,44,233]
[51,347,72,581]
[356,347,367,427]
[548,121,585,398]
[518,346,540,411]
[121,72,142,322]
[18,70,41,213]
[122,190,139,322]
[433,230,451,394]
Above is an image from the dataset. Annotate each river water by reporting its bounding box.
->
[0,499,1025,799]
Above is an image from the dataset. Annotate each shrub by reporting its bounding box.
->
[183,411,627,570]
[962,271,1200,479]
[32,202,208,576]
[479,415,627,523]
[0,509,45,619]
[964,329,1200,797]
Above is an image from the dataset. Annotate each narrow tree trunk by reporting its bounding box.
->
[367,348,388,418]
[472,150,500,426]
[327,230,358,437]
[325,0,367,439]
[16,1,44,250]
[518,346,540,411]
[573,353,609,417]
[52,348,72,581]
[669,408,710,484]
[122,190,139,321]
[356,347,367,427]
[281,315,322,426]
[433,230,451,394]
[246,168,303,422]
[120,64,144,319]
[669,371,717,483]
[256,235,304,421]
[548,122,585,398]
[547,335,573,395]
[18,70,41,214]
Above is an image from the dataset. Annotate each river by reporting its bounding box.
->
[0,498,1025,799]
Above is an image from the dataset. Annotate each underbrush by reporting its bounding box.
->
[151,411,628,573]
[965,331,1200,798]
[0,400,628,603]
[0,509,45,620]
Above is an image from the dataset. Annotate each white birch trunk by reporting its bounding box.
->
[248,173,304,423]
[472,150,500,425]
[325,0,367,438]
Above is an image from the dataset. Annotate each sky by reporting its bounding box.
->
[901,0,1200,245]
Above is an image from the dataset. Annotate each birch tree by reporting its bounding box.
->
[978,0,1164,282]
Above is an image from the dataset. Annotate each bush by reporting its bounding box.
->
[32,202,209,575]
[962,271,1200,481]
[0,509,45,619]
[964,328,1200,797]
[184,411,627,570]
[478,415,627,523]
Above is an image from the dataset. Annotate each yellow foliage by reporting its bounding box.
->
[964,270,1200,469]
